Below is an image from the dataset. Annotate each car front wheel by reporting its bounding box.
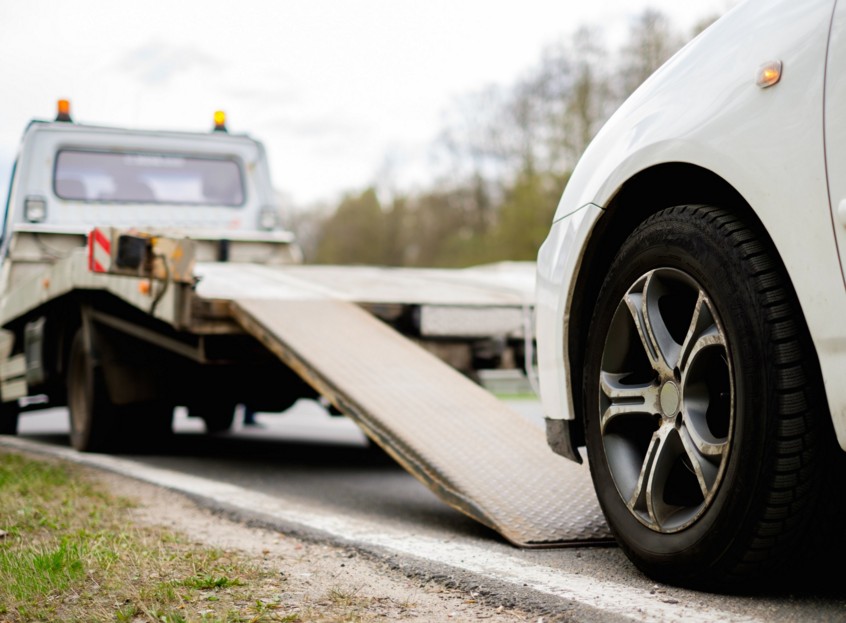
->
[583,205,829,590]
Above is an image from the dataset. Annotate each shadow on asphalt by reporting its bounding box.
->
[21,428,402,467]
[19,427,503,545]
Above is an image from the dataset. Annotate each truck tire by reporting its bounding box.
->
[67,327,118,452]
[0,401,19,435]
[193,402,236,434]
[121,401,174,449]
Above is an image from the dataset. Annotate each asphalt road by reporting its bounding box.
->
[7,399,846,622]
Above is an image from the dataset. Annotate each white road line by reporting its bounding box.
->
[0,436,762,623]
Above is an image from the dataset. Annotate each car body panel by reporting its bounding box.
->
[536,203,603,430]
[536,0,846,450]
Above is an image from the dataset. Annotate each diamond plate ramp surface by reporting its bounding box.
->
[230,298,612,546]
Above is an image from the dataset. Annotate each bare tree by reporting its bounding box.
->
[618,9,683,99]
[534,26,615,172]
[306,7,724,269]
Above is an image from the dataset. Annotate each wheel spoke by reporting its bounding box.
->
[599,371,660,432]
[644,273,682,374]
[623,291,660,368]
[679,295,732,453]
[678,294,724,375]
[627,428,662,518]
[680,396,728,457]
[645,435,672,529]
[678,423,723,495]
[624,273,677,376]
[629,427,679,529]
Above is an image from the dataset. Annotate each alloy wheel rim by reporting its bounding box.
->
[598,268,734,532]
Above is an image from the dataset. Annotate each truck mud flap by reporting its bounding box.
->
[230,298,612,547]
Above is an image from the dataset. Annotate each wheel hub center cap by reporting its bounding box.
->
[659,381,681,417]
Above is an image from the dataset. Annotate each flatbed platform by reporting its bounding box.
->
[230,291,611,546]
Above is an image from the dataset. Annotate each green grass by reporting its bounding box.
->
[181,574,244,590]
[0,451,277,622]
[0,450,446,623]
[1,537,85,601]
[495,391,539,401]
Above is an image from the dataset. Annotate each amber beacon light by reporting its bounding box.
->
[56,99,72,122]
[213,110,228,132]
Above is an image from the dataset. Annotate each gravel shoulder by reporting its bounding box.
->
[94,466,539,622]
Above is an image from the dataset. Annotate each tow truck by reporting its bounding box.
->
[0,101,609,548]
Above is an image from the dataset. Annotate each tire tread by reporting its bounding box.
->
[593,204,832,590]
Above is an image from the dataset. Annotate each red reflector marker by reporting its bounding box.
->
[88,228,112,273]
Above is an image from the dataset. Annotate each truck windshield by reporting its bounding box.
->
[53,150,245,206]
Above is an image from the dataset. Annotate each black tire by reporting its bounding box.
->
[146,403,174,439]
[121,401,174,452]
[193,402,236,434]
[0,401,19,435]
[583,205,828,590]
[67,327,118,452]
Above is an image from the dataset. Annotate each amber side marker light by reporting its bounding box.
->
[56,99,72,122]
[757,60,783,88]
[213,110,228,132]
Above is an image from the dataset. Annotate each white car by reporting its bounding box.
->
[536,0,846,590]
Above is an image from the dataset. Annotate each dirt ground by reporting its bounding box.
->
[94,468,542,622]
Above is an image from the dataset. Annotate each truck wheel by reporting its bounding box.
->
[0,401,19,435]
[67,328,118,452]
[119,401,173,450]
[147,403,174,438]
[193,403,236,434]
[583,205,827,590]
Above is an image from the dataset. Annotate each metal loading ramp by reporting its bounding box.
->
[230,297,612,547]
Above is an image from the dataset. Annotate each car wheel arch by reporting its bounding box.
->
[563,163,785,453]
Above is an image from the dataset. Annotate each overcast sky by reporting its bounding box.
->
[0,0,737,208]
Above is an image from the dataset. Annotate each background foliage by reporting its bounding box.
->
[289,10,717,267]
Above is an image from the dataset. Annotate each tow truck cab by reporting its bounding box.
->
[2,104,301,291]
